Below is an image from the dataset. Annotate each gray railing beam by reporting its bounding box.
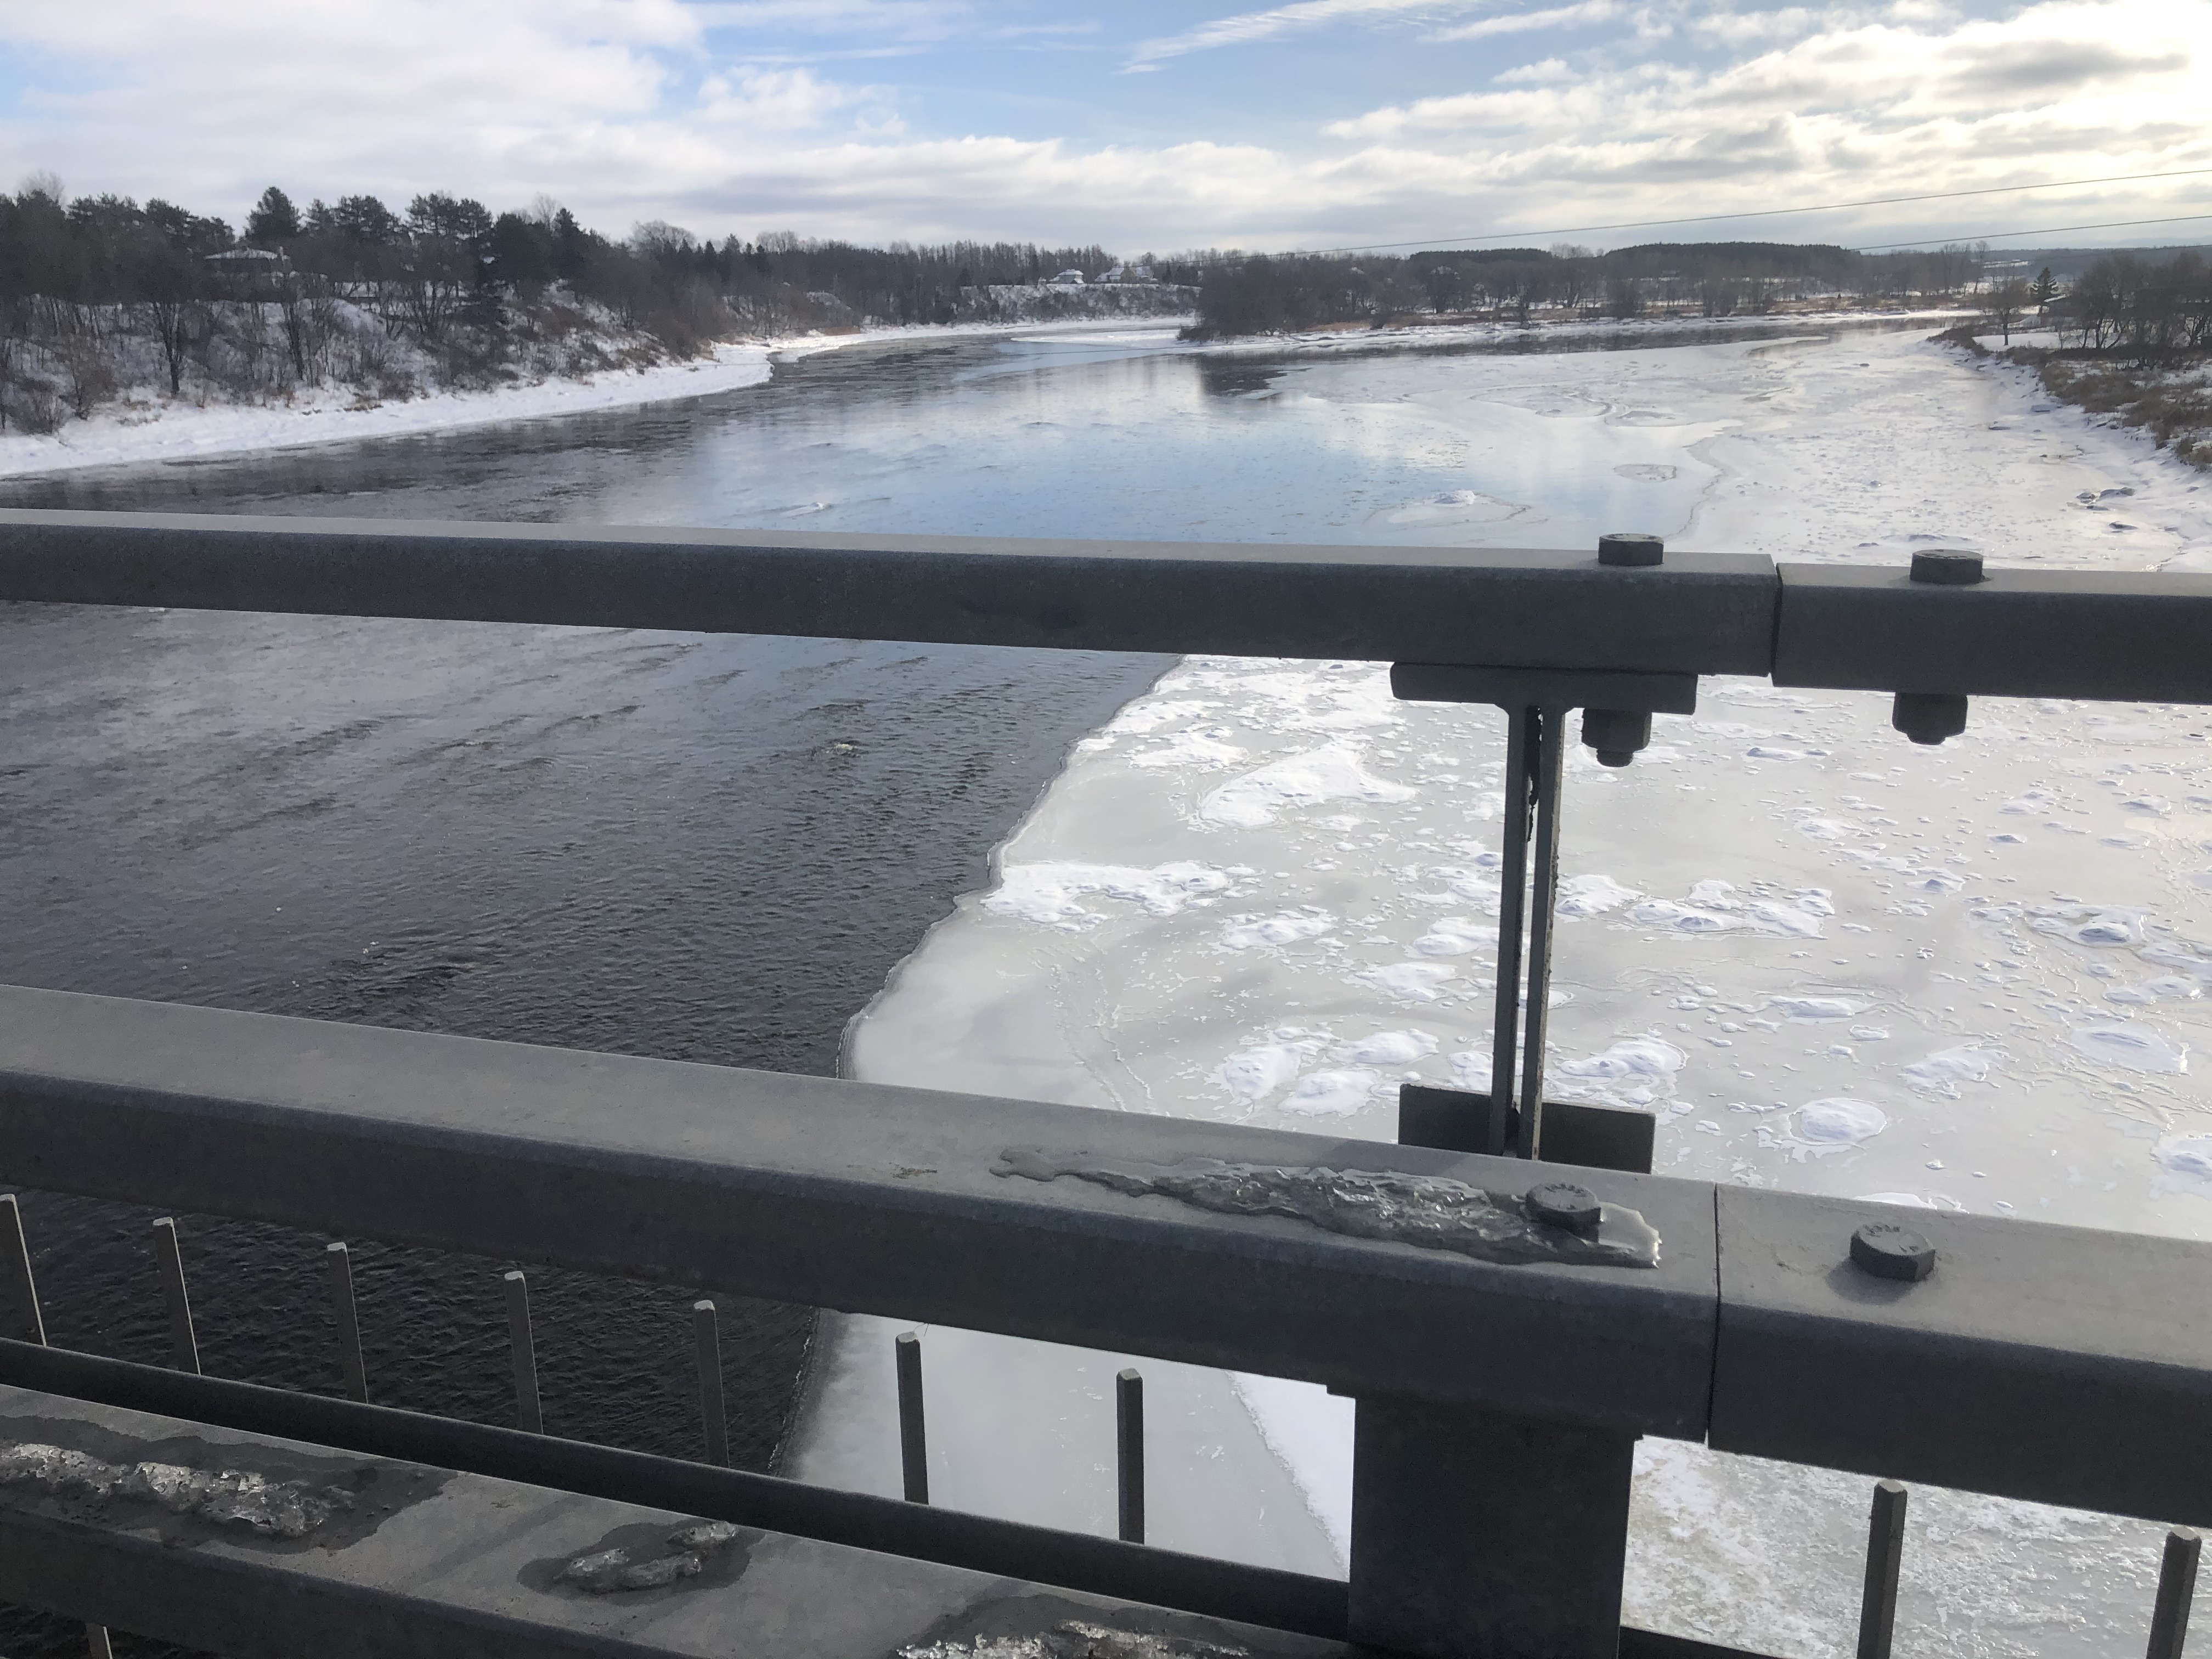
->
[6,983,2212,1524]
[9,511,2212,704]
[0,984,1718,1437]
[1774,563,2212,703]
[0,509,1777,673]
[0,1338,1348,1639]
[0,1378,1345,1659]
[1710,1188,2212,1528]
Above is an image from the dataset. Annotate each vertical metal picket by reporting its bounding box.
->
[325,1242,368,1403]
[1116,1367,1146,1545]
[895,1331,928,1504]
[1,1194,45,1346]
[1858,1480,1908,1659]
[693,1299,730,1466]
[503,1270,543,1434]
[151,1217,200,1375]
[2148,1527,2202,1659]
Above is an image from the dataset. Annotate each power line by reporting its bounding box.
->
[1852,212,2212,251]
[1309,165,2212,255]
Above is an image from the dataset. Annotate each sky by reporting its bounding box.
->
[0,0,2207,255]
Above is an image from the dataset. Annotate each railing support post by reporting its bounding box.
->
[1348,1395,1635,1659]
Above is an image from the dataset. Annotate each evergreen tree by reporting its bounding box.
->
[246,186,301,247]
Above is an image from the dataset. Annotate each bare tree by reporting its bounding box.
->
[1986,277,2032,345]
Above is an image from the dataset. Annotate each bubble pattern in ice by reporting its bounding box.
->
[995,1148,1661,1267]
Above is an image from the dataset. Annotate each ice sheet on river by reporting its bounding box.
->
[804,325,2212,1656]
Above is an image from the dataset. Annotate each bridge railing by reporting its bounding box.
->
[1,509,2208,1659]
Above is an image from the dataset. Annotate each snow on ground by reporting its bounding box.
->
[0,318,1177,482]
[809,324,2212,1656]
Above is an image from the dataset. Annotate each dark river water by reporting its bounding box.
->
[0,335,1185,1657]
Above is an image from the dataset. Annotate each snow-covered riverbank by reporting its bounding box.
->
[0,317,1190,482]
[804,321,2212,1657]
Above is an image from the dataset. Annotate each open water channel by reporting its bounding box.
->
[4,318,2210,1657]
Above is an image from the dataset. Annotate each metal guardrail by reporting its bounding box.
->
[3,510,2211,1659]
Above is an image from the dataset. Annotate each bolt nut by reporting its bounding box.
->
[1851,1222,1936,1282]
[1598,532,1664,567]
[1526,1182,1602,1231]
[1910,549,1985,584]
[1581,708,1652,768]
[1892,691,1969,746]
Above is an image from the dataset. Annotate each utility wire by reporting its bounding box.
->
[1851,212,2212,251]
[1310,165,2212,255]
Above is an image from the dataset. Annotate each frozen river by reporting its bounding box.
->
[800,322,2212,1658]
[7,317,2211,1656]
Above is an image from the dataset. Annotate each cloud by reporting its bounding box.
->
[697,65,901,132]
[0,0,2203,253]
[1126,0,1482,70]
[1328,0,2207,140]
[1428,0,1621,42]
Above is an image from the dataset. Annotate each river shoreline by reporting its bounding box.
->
[0,317,1189,483]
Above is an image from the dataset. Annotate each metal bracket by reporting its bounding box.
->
[1392,663,1694,1160]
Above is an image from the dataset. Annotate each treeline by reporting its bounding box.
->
[0,178,1160,432]
[1187,241,1989,338]
[2056,250,2212,354]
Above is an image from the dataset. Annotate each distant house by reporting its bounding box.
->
[1047,269,1086,287]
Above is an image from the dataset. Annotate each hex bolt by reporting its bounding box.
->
[1851,1222,1936,1282]
[1526,1181,1602,1231]
[1580,708,1652,768]
[1598,532,1664,567]
[1891,691,1968,746]
[1892,553,1979,744]
[1910,548,1985,584]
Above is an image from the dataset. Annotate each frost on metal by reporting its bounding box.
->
[900,1620,1252,1659]
[995,1150,1660,1268]
[0,1441,352,1538]
[557,1519,744,1594]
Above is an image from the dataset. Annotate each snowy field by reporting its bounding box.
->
[797,324,2212,1656]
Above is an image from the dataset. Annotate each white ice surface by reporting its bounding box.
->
[800,324,2212,1653]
